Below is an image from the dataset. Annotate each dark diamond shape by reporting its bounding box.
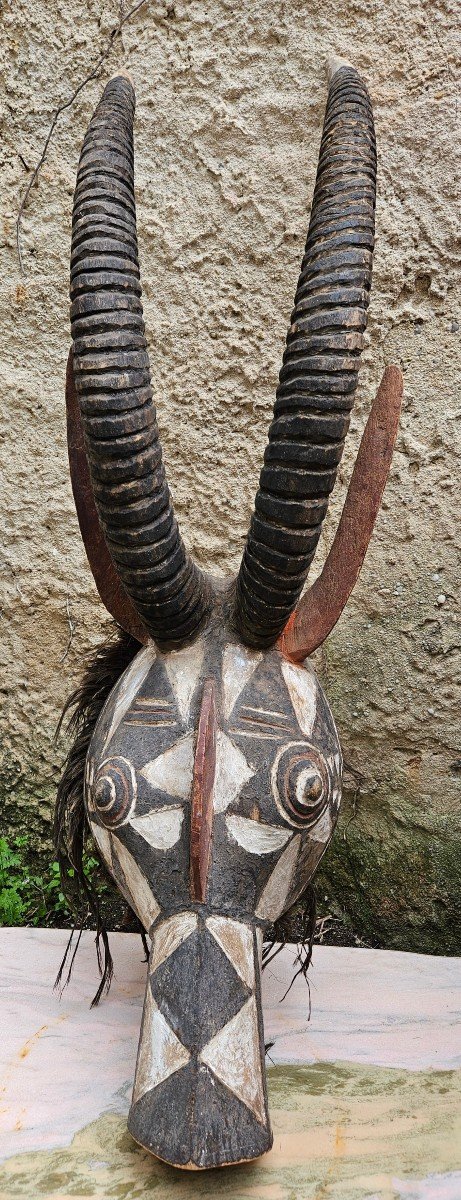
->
[150,927,250,1053]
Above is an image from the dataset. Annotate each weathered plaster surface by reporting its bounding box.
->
[0,2,460,947]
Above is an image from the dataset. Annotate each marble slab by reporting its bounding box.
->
[0,928,460,1199]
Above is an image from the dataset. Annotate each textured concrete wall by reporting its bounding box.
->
[1,0,460,949]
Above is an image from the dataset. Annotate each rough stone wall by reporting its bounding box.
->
[1,0,460,949]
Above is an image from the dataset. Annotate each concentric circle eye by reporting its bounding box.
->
[272,742,330,828]
[92,756,136,828]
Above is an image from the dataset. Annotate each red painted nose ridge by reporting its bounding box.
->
[190,679,217,903]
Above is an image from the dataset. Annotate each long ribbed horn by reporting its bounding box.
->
[234,59,377,648]
[70,73,210,647]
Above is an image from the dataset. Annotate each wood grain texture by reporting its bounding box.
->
[279,365,403,662]
[235,64,377,648]
[190,679,217,903]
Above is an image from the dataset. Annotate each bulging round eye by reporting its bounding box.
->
[92,756,136,828]
[272,742,330,828]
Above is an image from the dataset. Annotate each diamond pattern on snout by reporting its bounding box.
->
[150,924,251,1054]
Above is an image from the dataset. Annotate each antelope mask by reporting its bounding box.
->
[58,57,402,1171]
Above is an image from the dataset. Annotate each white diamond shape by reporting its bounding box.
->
[200,996,266,1125]
[213,731,254,813]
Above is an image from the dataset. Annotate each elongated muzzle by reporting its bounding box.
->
[128,911,272,1169]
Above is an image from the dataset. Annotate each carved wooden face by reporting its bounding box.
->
[85,634,341,929]
[84,631,341,1167]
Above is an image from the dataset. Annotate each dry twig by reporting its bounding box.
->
[315,914,340,943]
[16,0,148,274]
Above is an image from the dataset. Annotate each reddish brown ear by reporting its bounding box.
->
[66,348,149,644]
[278,364,403,662]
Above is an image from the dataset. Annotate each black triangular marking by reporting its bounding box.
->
[128,1060,272,1168]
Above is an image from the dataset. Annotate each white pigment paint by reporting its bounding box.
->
[141,732,194,798]
[310,806,332,843]
[163,638,204,722]
[102,644,156,754]
[94,756,137,824]
[206,916,255,989]
[133,987,190,1102]
[151,912,198,972]
[295,765,324,808]
[212,731,254,813]
[255,834,301,921]
[130,804,184,850]
[200,995,266,1124]
[222,643,262,720]
[111,838,160,931]
[281,660,317,737]
[225,814,292,855]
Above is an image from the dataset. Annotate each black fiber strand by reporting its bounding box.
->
[54,626,139,1004]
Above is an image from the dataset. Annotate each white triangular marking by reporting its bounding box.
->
[206,916,255,989]
[111,838,160,931]
[200,996,266,1125]
[281,661,318,737]
[151,912,198,972]
[103,644,156,753]
[133,986,190,1102]
[131,805,184,850]
[141,733,194,799]
[213,731,254,813]
[222,643,262,720]
[255,834,301,921]
[163,639,204,722]
[225,815,292,855]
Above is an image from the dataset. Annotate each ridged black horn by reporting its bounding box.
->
[234,61,377,648]
[70,74,209,646]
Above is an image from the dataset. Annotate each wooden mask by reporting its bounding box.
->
[60,58,402,1170]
